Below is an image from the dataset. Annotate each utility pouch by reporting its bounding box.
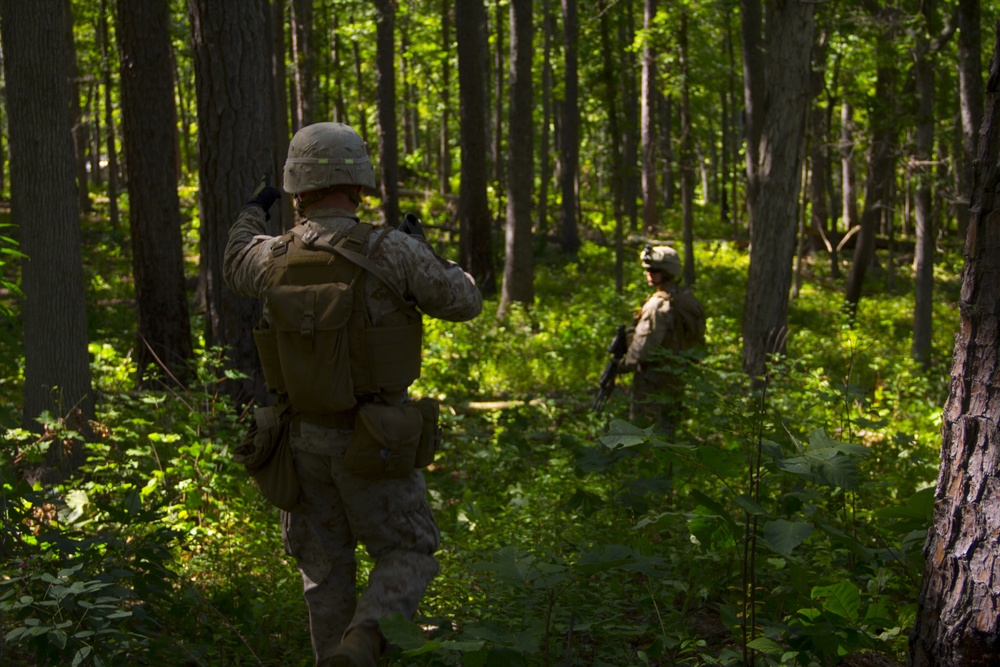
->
[345,403,423,479]
[252,318,284,392]
[413,397,441,468]
[233,405,300,511]
[266,282,356,413]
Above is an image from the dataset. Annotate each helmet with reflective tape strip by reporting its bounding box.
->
[640,244,681,276]
[283,122,376,194]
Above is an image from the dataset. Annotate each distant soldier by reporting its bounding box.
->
[224,122,482,667]
[621,244,706,438]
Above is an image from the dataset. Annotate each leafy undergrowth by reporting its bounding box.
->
[1,206,958,666]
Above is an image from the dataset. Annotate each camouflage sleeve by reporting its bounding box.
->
[623,295,671,369]
[223,206,274,298]
[372,229,483,322]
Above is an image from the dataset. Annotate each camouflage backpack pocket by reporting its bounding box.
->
[233,405,300,511]
[266,282,356,414]
[345,403,423,479]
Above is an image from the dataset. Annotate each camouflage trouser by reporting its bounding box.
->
[281,419,440,665]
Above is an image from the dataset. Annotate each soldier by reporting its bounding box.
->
[224,122,482,667]
[621,244,706,438]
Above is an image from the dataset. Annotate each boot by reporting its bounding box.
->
[325,625,381,667]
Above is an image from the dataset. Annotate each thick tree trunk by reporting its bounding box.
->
[63,0,92,216]
[740,0,815,378]
[1,0,93,457]
[189,0,274,405]
[908,26,1000,666]
[498,0,534,317]
[374,0,400,227]
[117,0,193,384]
[559,0,580,253]
[640,0,657,235]
[456,0,495,294]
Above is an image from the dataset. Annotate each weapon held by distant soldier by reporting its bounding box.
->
[592,324,629,412]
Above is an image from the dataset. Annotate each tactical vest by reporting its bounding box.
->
[252,221,423,417]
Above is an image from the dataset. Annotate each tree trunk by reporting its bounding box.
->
[374,0,400,227]
[621,0,639,231]
[456,0,495,294]
[679,10,695,286]
[189,0,274,405]
[1,0,94,457]
[640,0,657,235]
[740,0,815,378]
[538,0,553,240]
[600,6,625,293]
[117,0,193,385]
[492,0,505,192]
[660,92,675,210]
[808,27,836,279]
[63,0,92,216]
[911,4,938,368]
[908,26,1000,666]
[289,0,315,129]
[331,14,348,124]
[498,0,533,318]
[439,0,452,195]
[270,0,293,231]
[559,0,580,253]
[955,0,983,241]
[99,0,121,238]
[840,102,860,245]
[846,57,897,315]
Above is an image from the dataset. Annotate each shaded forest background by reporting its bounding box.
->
[1,0,998,665]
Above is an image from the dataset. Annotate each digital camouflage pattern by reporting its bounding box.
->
[224,204,481,665]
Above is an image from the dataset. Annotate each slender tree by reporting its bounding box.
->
[99,0,121,237]
[955,0,983,239]
[679,9,696,286]
[439,0,452,195]
[374,0,400,226]
[189,0,274,404]
[908,26,1000,665]
[559,0,580,252]
[1,0,94,460]
[640,0,658,235]
[117,0,193,384]
[289,0,315,130]
[456,0,495,293]
[498,0,534,317]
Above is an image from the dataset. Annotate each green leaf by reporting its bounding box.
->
[812,580,861,623]
[733,493,768,516]
[817,453,860,490]
[72,646,92,667]
[746,637,784,655]
[761,520,813,556]
[599,419,656,449]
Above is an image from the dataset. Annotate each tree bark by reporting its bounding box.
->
[740,0,815,378]
[955,0,983,240]
[439,0,452,195]
[908,25,1000,666]
[189,0,274,405]
[621,0,639,231]
[1,0,94,455]
[456,0,495,294]
[640,0,658,235]
[374,0,400,227]
[538,0,553,239]
[600,6,625,292]
[117,0,193,385]
[492,0,505,192]
[498,0,533,317]
[270,0,293,231]
[99,0,121,238]
[559,0,580,253]
[63,0,92,216]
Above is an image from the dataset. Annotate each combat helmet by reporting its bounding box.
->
[283,122,376,194]
[640,244,681,277]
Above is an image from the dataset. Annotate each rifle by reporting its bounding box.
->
[592,324,629,412]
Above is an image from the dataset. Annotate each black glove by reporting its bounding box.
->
[243,175,281,215]
[399,212,426,239]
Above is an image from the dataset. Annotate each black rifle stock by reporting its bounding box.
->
[592,324,628,412]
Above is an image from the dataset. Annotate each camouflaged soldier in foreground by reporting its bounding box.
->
[621,244,706,439]
[224,122,482,667]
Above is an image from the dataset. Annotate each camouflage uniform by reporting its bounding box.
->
[622,286,706,436]
[224,204,482,664]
